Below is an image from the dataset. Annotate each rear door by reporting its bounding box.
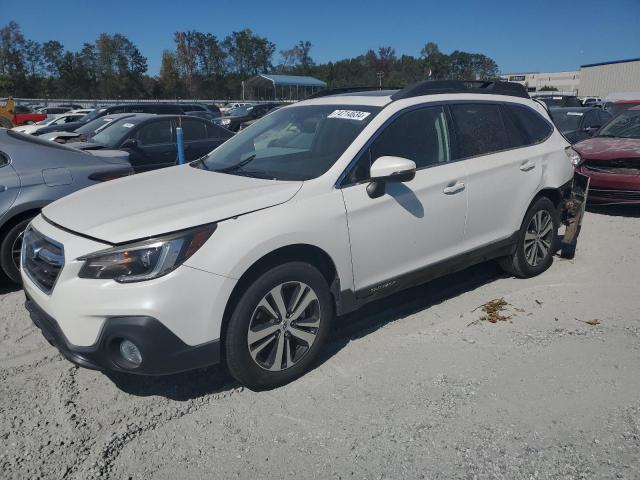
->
[126,119,176,172]
[0,152,20,221]
[181,118,219,160]
[450,102,548,251]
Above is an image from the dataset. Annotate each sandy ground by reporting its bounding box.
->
[1,206,639,480]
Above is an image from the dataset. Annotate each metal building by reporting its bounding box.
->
[242,74,327,101]
[500,70,580,94]
[578,58,640,98]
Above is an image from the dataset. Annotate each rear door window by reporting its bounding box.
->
[450,104,509,158]
[135,120,173,146]
[181,118,208,141]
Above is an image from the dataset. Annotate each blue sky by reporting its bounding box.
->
[2,0,639,75]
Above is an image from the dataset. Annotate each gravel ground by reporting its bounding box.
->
[1,207,639,480]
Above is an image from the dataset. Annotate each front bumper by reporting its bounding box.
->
[26,295,220,375]
[576,165,640,205]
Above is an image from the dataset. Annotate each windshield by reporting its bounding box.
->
[196,104,380,181]
[551,110,583,132]
[75,115,134,137]
[597,110,640,139]
[91,117,141,146]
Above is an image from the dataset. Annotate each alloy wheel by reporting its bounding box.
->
[247,281,321,371]
[524,210,554,267]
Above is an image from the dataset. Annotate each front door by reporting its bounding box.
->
[340,105,468,296]
[125,119,176,172]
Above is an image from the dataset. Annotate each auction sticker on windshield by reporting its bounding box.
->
[328,110,371,121]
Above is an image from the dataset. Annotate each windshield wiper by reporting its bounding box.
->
[215,154,257,173]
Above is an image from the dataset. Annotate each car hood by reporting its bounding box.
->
[574,137,640,160]
[43,165,303,244]
[40,130,81,141]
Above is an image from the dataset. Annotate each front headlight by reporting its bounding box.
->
[78,225,216,282]
[220,118,231,126]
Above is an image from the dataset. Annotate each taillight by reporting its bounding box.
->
[565,147,582,167]
[88,168,133,182]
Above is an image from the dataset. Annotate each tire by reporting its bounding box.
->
[0,217,33,284]
[225,262,333,390]
[499,197,559,278]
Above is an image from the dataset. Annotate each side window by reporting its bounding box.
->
[345,106,450,184]
[135,120,173,146]
[207,123,228,139]
[582,111,599,129]
[450,104,509,159]
[0,152,8,168]
[500,106,529,148]
[504,105,553,144]
[598,110,612,125]
[181,119,207,141]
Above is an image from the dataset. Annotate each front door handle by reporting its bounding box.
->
[520,161,536,172]
[443,182,466,195]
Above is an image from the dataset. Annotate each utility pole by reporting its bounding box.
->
[376,72,384,89]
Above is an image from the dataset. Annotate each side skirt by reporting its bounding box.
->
[337,232,518,315]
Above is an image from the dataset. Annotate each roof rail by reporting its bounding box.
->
[305,86,398,100]
[390,80,529,101]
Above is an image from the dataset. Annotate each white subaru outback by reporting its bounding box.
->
[22,81,585,390]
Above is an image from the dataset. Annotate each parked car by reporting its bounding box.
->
[67,114,233,172]
[36,106,72,118]
[12,105,47,126]
[220,102,252,114]
[22,80,581,390]
[581,97,602,107]
[39,113,140,144]
[220,103,282,132]
[604,99,640,118]
[239,105,284,130]
[549,107,612,143]
[574,106,640,204]
[33,103,193,138]
[533,95,583,108]
[0,129,132,283]
[12,111,89,135]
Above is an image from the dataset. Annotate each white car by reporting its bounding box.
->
[220,102,252,114]
[12,110,89,134]
[22,81,582,390]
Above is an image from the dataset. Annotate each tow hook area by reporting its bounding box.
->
[560,172,590,259]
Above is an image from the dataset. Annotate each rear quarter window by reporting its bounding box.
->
[502,104,553,145]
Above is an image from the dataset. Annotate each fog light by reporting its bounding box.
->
[119,339,142,366]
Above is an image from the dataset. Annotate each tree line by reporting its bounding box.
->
[0,21,499,100]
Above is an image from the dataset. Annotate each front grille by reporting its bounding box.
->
[22,226,65,294]
[584,158,640,175]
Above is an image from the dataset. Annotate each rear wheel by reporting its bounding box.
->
[499,197,559,278]
[0,217,33,284]
[225,262,333,390]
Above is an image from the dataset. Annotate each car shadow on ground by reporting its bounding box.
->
[107,261,508,400]
[587,204,640,218]
[0,276,21,295]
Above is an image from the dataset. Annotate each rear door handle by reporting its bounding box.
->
[443,182,465,195]
[520,161,536,172]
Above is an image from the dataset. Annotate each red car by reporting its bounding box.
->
[12,105,47,126]
[574,106,640,204]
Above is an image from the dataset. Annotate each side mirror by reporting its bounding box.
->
[120,138,139,149]
[367,156,416,199]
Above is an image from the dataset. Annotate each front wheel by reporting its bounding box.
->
[225,262,333,390]
[499,197,559,278]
